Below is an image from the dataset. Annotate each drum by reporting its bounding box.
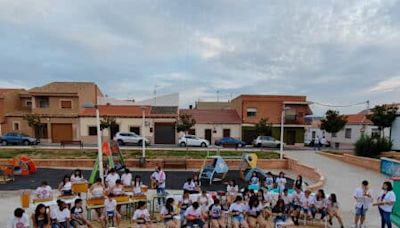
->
[112,195,130,203]
[87,197,105,206]
[72,182,88,193]
[124,186,133,192]
[132,194,147,201]
[140,185,148,193]
[33,198,52,204]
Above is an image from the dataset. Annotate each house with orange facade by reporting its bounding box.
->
[230,95,313,145]
[1,82,103,143]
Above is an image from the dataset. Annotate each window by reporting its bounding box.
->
[12,122,20,131]
[371,128,381,138]
[88,126,97,136]
[345,128,352,139]
[60,100,72,109]
[25,100,32,107]
[332,132,337,137]
[312,131,316,139]
[223,129,231,137]
[37,97,49,108]
[285,109,296,121]
[129,127,140,135]
[246,108,257,117]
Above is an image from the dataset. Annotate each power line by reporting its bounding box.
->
[309,100,369,108]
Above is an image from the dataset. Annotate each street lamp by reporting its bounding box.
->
[141,106,146,158]
[83,102,104,184]
[280,105,291,159]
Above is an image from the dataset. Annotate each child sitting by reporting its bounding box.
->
[132,201,153,228]
[101,196,121,227]
[70,198,92,228]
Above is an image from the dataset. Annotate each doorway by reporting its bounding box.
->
[205,129,212,143]
[286,129,296,145]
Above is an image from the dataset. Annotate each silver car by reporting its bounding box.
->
[114,132,150,146]
[252,136,282,148]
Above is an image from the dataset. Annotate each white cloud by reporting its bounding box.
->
[370,76,400,93]
[194,36,235,59]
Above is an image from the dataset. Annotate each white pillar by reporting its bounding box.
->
[96,108,104,184]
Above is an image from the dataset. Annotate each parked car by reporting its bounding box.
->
[215,137,246,148]
[253,136,282,148]
[178,135,209,147]
[114,132,150,146]
[0,132,39,146]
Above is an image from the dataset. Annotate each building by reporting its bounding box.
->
[1,82,103,143]
[230,95,312,145]
[0,89,26,135]
[179,109,242,144]
[304,117,328,143]
[79,105,178,145]
[391,111,400,151]
[329,114,388,149]
[195,101,232,110]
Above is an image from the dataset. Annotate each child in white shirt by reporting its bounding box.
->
[101,197,121,227]
[35,181,52,199]
[121,168,132,187]
[7,208,29,228]
[132,201,153,228]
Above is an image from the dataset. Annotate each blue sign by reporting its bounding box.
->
[381,157,400,177]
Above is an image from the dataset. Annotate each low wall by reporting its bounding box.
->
[286,157,325,192]
[319,152,381,172]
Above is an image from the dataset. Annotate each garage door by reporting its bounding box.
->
[51,123,73,143]
[154,123,175,144]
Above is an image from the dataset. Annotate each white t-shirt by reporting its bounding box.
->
[314,197,327,209]
[229,202,248,214]
[184,206,202,219]
[71,174,84,182]
[300,195,315,209]
[183,182,196,191]
[133,182,142,194]
[105,173,120,187]
[353,187,372,209]
[7,214,29,228]
[378,190,396,212]
[247,204,263,217]
[111,185,124,195]
[151,171,166,188]
[51,207,70,222]
[104,199,117,212]
[227,185,238,194]
[133,208,150,221]
[276,177,287,190]
[35,185,52,199]
[292,191,304,206]
[91,185,104,198]
[121,173,132,186]
[160,206,175,216]
[281,194,293,205]
[198,195,213,207]
[61,182,72,191]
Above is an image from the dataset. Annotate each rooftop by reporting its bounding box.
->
[344,114,373,125]
[180,109,241,124]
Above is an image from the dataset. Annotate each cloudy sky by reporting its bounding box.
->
[1,0,400,115]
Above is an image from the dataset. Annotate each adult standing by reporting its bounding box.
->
[373,181,396,228]
[353,180,373,228]
[151,165,167,206]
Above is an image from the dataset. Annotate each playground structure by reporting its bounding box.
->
[89,140,126,184]
[199,154,229,185]
[199,151,270,186]
[1,155,36,176]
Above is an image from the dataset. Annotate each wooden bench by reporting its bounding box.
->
[163,159,187,169]
[60,140,83,148]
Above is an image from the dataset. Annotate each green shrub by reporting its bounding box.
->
[354,135,392,158]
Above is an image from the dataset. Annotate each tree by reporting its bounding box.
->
[100,116,117,139]
[22,113,42,138]
[176,113,196,133]
[320,110,348,137]
[367,105,398,138]
[255,118,272,136]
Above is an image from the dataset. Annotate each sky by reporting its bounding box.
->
[0,0,400,115]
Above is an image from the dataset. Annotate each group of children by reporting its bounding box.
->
[166,171,345,228]
[8,168,347,228]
